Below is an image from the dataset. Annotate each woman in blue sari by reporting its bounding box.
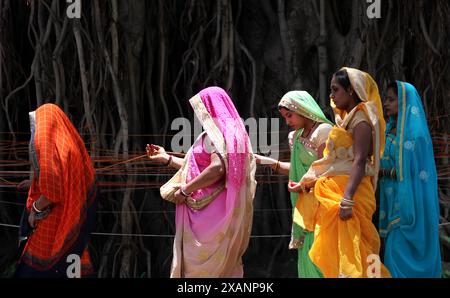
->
[379,81,441,277]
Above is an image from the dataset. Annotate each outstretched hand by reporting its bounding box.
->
[17,179,31,191]
[146,144,169,164]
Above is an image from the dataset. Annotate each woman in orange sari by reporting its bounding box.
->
[15,103,97,278]
[294,67,390,277]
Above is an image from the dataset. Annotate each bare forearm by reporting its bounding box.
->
[346,122,372,200]
[343,159,366,199]
[167,155,184,170]
[184,166,224,194]
[270,161,290,176]
[34,195,53,211]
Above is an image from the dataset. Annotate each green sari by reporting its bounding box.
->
[279,91,332,278]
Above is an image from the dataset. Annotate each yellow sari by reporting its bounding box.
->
[294,68,390,278]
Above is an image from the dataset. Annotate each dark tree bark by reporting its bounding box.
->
[0,0,448,277]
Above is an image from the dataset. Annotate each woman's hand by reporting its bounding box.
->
[28,210,37,228]
[28,209,50,229]
[288,180,306,193]
[253,154,276,166]
[338,198,354,221]
[288,180,315,193]
[146,144,169,164]
[339,206,353,220]
[17,179,31,191]
[172,188,187,205]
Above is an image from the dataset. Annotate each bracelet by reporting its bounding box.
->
[341,197,355,206]
[274,161,280,172]
[390,168,396,179]
[339,204,353,210]
[164,155,173,167]
[32,201,43,213]
[180,186,191,197]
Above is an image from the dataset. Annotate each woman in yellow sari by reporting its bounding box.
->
[294,67,390,277]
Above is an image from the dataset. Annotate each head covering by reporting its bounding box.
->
[333,67,386,188]
[387,82,437,182]
[278,91,333,125]
[379,81,441,277]
[190,87,251,187]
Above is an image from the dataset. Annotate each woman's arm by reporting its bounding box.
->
[184,153,225,194]
[28,195,53,228]
[340,122,372,220]
[33,195,53,211]
[161,155,184,170]
[146,144,184,170]
[17,179,32,191]
[172,153,225,204]
[317,143,326,159]
[291,138,327,193]
[254,154,290,176]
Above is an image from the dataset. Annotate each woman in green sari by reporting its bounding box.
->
[255,91,333,277]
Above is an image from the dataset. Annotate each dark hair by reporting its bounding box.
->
[387,81,398,96]
[333,69,351,90]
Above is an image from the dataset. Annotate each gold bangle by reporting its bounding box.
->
[275,161,280,172]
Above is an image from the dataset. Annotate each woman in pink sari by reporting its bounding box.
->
[146,86,257,277]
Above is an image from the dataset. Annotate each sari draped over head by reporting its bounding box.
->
[279,91,332,278]
[294,68,390,278]
[170,86,256,278]
[379,81,441,277]
[17,103,97,277]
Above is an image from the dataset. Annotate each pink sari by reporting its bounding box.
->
[170,87,257,277]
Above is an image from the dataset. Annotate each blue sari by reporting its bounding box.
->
[379,81,441,277]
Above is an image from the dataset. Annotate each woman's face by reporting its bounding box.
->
[330,75,353,110]
[383,88,398,117]
[279,107,307,130]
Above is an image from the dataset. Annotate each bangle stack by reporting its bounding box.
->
[339,197,355,210]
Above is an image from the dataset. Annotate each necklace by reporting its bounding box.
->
[301,121,317,139]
